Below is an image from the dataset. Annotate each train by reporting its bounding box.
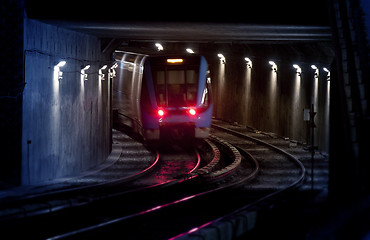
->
[112,51,213,141]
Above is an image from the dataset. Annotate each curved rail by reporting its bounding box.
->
[45,138,260,240]
[171,124,306,240]
[187,150,201,174]
[212,123,305,186]
[0,149,160,220]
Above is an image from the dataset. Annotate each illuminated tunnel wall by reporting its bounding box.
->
[22,19,111,184]
[209,46,332,152]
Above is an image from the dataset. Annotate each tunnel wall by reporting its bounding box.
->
[22,19,111,185]
[209,48,331,153]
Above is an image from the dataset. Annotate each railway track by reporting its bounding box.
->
[172,123,306,239]
[42,135,258,240]
[0,120,307,239]
[0,126,254,239]
[51,121,305,240]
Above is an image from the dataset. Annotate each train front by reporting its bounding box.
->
[141,55,213,140]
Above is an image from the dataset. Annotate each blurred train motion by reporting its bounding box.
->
[113,51,213,140]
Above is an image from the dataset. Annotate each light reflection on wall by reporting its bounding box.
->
[52,62,61,180]
[80,66,85,96]
[98,66,102,119]
[291,70,302,140]
[211,54,331,152]
[325,80,330,150]
[244,64,252,124]
[52,68,60,127]
[311,65,319,147]
[268,65,277,132]
[217,60,226,116]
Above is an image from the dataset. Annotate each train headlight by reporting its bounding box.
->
[189,108,196,116]
[158,109,165,117]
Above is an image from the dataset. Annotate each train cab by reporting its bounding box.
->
[141,55,213,140]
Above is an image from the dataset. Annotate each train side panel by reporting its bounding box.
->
[140,59,160,139]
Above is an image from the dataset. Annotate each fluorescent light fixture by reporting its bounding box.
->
[218,53,225,64]
[311,64,319,78]
[108,63,118,79]
[100,65,107,70]
[293,64,302,76]
[311,65,318,70]
[99,65,108,81]
[269,61,277,72]
[111,63,118,69]
[323,67,330,80]
[186,48,194,54]
[155,43,163,51]
[244,57,252,68]
[82,65,90,71]
[81,65,90,81]
[54,60,66,81]
[56,60,66,68]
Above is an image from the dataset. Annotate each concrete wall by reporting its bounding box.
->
[208,46,332,152]
[22,19,111,184]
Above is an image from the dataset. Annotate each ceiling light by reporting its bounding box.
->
[155,43,163,51]
[244,57,252,68]
[269,61,277,72]
[218,53,225,64]
[323,67,330,80]
[293,64,302,76]
[186,48,194,54]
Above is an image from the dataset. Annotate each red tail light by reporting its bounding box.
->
[189,108,196,116]
[158,109,165,117]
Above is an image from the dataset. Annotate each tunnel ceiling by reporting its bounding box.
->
[25,0,333,59]
[42,22,332,43]
[26,0,331,41]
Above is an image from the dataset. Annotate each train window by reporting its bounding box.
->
[186,70,197,84]
[167,70,186,107]
[153,66,199,107]
[155,71,166,106]
[155,71,165,84]
[168,70,185,84]
[185,70,198,106]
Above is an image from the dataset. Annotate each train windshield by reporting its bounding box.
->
[153,67,198,107]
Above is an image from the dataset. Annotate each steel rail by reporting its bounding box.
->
[0,150,160,219]
[171,123,306,239]
[46,138,259,240]
[212,123,306,183]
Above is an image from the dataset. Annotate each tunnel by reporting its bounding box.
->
[1,0,370,238]
[19,24,333,184]
[0,0,336,185]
